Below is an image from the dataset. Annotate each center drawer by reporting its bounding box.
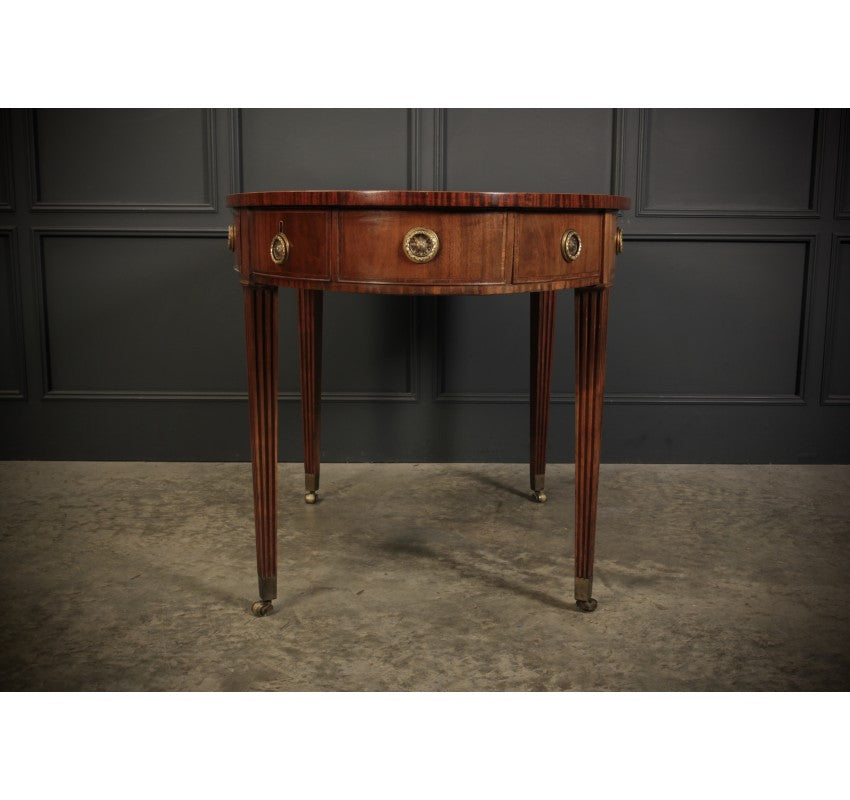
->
[338,211,507,285]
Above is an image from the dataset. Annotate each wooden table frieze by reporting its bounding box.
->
[227,190,630,616]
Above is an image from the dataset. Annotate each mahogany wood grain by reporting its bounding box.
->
[530,291,557,495]
[574,286,610,606]
[338,211,506,286]
[249,272,605,296]
[601,212,618,287]
[228,190,630,211]
[243,285,279,601]
[298,289,322,496]
[513,212,603,283]
[250,210,332,281]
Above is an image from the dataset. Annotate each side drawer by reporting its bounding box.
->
[339,211,507,285]
[513,212,603,283]
[249,210,332,280]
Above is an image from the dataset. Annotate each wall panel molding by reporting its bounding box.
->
[615,234,815,403]
[33,228,235,401]
[821,235,850,404]
[407,109,422,190]
[0,228,26,399]
[636,109,823,218]
[231,109,244,194]
[0,112,13,211]
[27,110,218,212]
[836,110,850,220]
[227,108,242,197]
[434,109,447,190]
[443,109,617,194]
[32,227,418,403]
[610,108,626,196]
[435,234,814,405]
[237,109,410,192]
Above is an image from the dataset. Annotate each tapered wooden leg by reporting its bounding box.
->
[298,289,323,504]
[243,285,278,616]
[574,286,610,612]
[530,291,556,502]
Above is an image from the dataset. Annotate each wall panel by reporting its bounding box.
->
[638,109,820,216]
[823,238,850,402]
[278,290,416,400]
[837,111,850,218]
[436,293,575,400]
[37,231,240,397]
[605,238,810,399]
[238,109,410,191]
[0,111,12,210]
[445,108,616,194]
[0,230,25,397]
[30,109,215,211]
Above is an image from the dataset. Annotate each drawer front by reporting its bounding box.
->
[339,211,507,285]
[513,212,603,283]
[249,210,331,280]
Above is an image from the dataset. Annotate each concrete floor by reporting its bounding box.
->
[0,461,848,691]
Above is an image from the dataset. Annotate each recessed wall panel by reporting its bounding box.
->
[640,109,818,215]
[445,109,614,193]
[39,233,241,394]
[824,240,850,400]
[838,111,850,218]
[606,239,808,397]
[0,111,11,209]
[32,109,213,208]
[437,294,575,397]
[278,291,413,396]
[240,109,409,191]
[0,233,23,394]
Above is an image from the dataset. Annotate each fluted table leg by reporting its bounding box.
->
[574,285,610,612]
[530,291,556,503]
[298,289,323,505]
[243,285,279,616]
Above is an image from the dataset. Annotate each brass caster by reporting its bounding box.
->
[305,491,318,504]
[251,600,273,617]
[532,490,547,503]
[576,598,598,613]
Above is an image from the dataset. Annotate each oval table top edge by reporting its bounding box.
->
[227,190,631,211]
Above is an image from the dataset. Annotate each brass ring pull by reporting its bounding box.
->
[403,227,440,263]
[615,227,624,255]
[561,229,582,262]
[270,222,290,265]
[227,224,236,252]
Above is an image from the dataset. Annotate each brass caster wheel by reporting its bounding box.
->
[305,491,318,504]
[251,600,273,617]
[532,490,547,503]
[576,598,598,613]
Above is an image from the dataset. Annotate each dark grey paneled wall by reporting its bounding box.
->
[1,108,848,463]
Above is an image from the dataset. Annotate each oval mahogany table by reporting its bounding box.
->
[227,190,630,615]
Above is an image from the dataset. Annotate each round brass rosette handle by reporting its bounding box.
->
[561,229,582,263]
[615,227,624,255]
[403,227,440,263]
[270,231,290,265]
[227,224,236,251]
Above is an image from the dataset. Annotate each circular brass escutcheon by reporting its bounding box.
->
[227,224,237,251]
[270,231,290,265]
[615,227,624,255]
[403,227,440,263]
[561,229,582,262]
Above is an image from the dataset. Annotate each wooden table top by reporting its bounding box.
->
[227,190,631,211]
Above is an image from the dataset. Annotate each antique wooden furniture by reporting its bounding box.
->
[226,190,629,616]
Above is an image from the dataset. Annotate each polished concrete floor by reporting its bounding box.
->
[0,461,848,691]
